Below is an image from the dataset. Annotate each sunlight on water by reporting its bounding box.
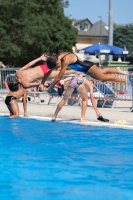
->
[0,116,133,200]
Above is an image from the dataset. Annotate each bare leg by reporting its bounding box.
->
[8,100,19,118]
[7,105,13,116]
[49,70,76,79]
[88,65,126,83]
[52,87,74,122]
[78,85,88,122]
[101,67,128,75]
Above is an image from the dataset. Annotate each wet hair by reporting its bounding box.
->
[8,79,20,91]
[46,53,58,69]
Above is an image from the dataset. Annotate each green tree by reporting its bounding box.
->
[113,23,133,55]
[0,0,77,67]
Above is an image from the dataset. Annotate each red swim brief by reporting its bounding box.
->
[40,64,49,75]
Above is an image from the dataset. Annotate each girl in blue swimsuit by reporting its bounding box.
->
[39,52,127,92]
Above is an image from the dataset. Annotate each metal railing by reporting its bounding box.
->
[0,68,20,89]
[0,66,133,104]
[92,66,133,102]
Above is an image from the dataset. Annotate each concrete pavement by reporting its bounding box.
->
[0,92,133,129]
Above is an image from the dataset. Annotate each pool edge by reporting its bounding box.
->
[1,112,132,130]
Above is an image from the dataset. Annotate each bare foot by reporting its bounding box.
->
[80,119,89,123]
[52,117,56,122]
[116,67,128,75]
[117,77,127,84]
[23,115,28,118]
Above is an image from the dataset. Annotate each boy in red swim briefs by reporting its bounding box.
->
[15,54,76,88]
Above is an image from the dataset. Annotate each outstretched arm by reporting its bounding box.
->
[39,69,53,91]
[19,54,48,71]
[46,60,69,90]
[47,68,67,90]
[41,69,53,85]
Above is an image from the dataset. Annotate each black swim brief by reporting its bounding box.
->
[5,96,17,105]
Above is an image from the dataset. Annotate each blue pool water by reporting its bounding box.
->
[0,116,133,200]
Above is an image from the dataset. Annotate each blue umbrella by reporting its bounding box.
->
[79,43,110,55]
[79,43,129,55]
[108,44,129,55]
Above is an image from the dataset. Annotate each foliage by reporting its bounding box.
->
[0,0,77,67]
[113,23,133,55]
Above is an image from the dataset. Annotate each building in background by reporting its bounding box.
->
[72,18,109,64]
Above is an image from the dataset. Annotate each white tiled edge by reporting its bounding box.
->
[1,112,132,130]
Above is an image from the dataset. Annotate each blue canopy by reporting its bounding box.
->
[108,44,129,55]
[79,43,129,55]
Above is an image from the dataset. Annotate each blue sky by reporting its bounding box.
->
[64,0,132,25]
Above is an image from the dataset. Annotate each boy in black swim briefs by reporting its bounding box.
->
[5,76,28,118]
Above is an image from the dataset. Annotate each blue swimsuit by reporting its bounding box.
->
[68,63,88,73]
[59,52,94,73]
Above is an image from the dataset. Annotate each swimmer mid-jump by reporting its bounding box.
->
[14,54,76,88]
[39,52,127,91]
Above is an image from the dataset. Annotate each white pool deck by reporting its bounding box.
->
[0,93,133,129]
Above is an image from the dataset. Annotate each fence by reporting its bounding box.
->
[92,66,133,102]
[0,66,133,105]
[0,68,20,89]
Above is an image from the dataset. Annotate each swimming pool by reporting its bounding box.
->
[0,116,133,200]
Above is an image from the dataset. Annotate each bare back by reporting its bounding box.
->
[16,66,44,87]
[58,52,82,65]
[8,87,27,99]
